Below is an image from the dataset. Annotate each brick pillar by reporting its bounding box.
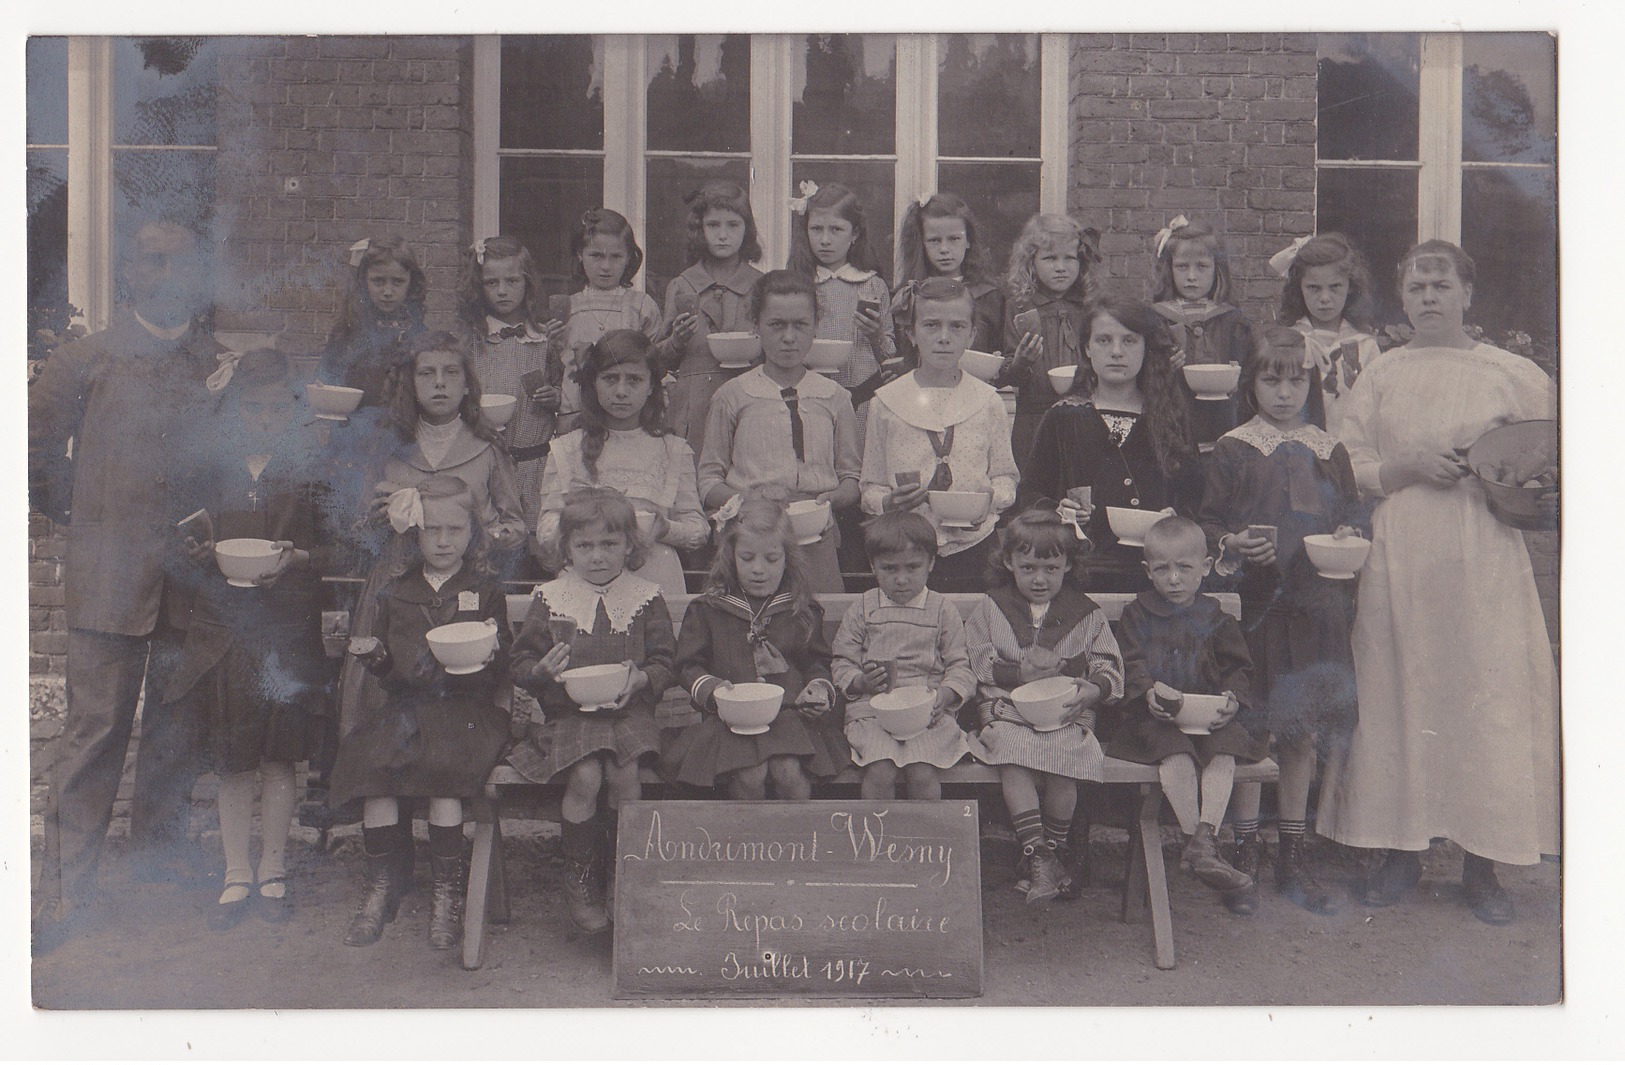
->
[1066,32,1318,326]
[211,35,476,350]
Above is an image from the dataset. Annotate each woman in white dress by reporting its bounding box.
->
[1316,241,1558,924]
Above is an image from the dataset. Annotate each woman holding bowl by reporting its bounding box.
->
[1016,295,1201,591]
[861,278,1018,589]
[1316,240,1558,924]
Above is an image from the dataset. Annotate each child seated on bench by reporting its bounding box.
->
[832,511,975,800]
[964,504,1123,905]
[1104,515,1266,909]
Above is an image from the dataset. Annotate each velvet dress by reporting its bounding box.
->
[1151,298,1254,450]
[998,289,1088,471]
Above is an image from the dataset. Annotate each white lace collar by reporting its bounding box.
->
[815,263,876,284]
[873,370,993,432]
[1225,416,1340,460]
[539,569,662,635]
[485,315,547,342]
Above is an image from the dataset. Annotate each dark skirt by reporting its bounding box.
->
[1105,714,1268,768]
[661,705,851,787]
[1240,583,1360,744]
[328,690,509,806]
[506,708,662,784]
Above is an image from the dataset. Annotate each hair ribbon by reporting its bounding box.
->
[710,493,743,535]
[915,191,933,208]
[789,180,819,216]
[1153,215,1190,259]
[1269,235,1311,278]
[387,486,425,534]
[471,238,489,265]
[348,238,371,268]
[205,350,243,393]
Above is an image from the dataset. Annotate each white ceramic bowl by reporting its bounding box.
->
[480,393,518,430]
[305,382,364,420]
[214,538,281,587]
[1047,365,1077,395]
[960,348,1003,382]
[928,490,991,527]
[714,682,784,735]
[1011,676,1078,732]
[869,684,934,741]
[1183,363,1240,399]
[425,620,499,675]
[707,331,760,367]
[806,338,851,373]
[560,662,631,709]
[786,499,831,543]
[1105,506,1168,547]
[1171,692,1229,735]
[1302,533,1372,580]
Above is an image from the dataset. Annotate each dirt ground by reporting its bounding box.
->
[30,819,1560,1011]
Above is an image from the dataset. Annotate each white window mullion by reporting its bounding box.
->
[68,36,114,331]
[1040,33,1071,214]
[471,36,501,242]
[751,34,794,270]
[1418,32,1464,245]
[601,36,648,279]
[894,34,938,223]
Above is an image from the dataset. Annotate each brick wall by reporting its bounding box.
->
[28,513,68,676]
[1066,32,1318,326]
[210,35,475,350]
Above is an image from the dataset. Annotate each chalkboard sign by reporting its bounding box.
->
[611,800,984,999]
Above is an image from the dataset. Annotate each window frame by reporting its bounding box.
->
[474,32,1071,280]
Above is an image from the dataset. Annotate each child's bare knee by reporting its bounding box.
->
[768,756,807,788]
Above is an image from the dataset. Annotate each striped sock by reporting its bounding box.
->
[1042,812,1071,847]
[1278,818,1308,840]
[1232,817,1260,840]
[1011,809,1045,850]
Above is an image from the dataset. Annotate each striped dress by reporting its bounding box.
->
[831,588,976,769]
[963,584,1124,781]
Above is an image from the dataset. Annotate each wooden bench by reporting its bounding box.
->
[460,590,1276,973]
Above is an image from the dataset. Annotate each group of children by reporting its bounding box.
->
[177,181,1394,951]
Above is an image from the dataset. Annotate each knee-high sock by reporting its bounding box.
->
[215,770,256,901]
[1159,757,1199,835]
[256,763,297,891]
[1198,756,1237,828]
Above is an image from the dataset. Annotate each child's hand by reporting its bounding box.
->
[1333,524,1357,540]
[794,679,834,718]
[1169,346,1188,371]
[1010,330,1042,367]
[610,663,649,710]
[182,535,215,563]
[347,636,385,665]
[669,311,701,344]
[1148,681,1183,720]
[1058,497,1095,525]
[1228,530,1276,567]
[931,687,960,722]
[854,303,885,343]
[253,541,304,588]
[1214,691,1240,728]
[854,661,890,696]
[1018,645,1064,684]
[533,642,571,682]
[529,383,562,412]
[885,483,931,513]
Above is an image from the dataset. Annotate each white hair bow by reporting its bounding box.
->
[789,180,820,216]
[205,350,243,393]
[915,191,934,209]
[471,238,489,265]
[386,486,425,534]
[710,493,743,535]
[348,238,371,268]
[1056,500,1090,542]
[1269,235,1312,278]
[1153,215,1190,259]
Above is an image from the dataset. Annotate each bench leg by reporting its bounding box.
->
[1121,786,1150,924]
[462,795,501,971]
[1136,783,1177,970]
[489,816,510,924]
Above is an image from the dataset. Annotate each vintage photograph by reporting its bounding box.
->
[22,20,1567,1038]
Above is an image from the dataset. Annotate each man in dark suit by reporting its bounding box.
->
[29,219,226,951]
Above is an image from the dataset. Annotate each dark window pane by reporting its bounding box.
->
[644,156,753,303]
[28,150,70,327]
[790,159,895,283]
[1317,33,1420,161]
[1463,33,1557,165]
[501,36,605,151]
[938,34,1041,159]
[112,37,222,146]
[1316,167,1418,328]
[937,161,1041,282]
[1462,167,1557,354]
[113,149,216,242]
[646,35,750,153]
[27,37,68,145]
[500,155,607,297]
[792,35,896,156]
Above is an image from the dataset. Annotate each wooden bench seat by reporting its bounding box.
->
[459,589,1277,974]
